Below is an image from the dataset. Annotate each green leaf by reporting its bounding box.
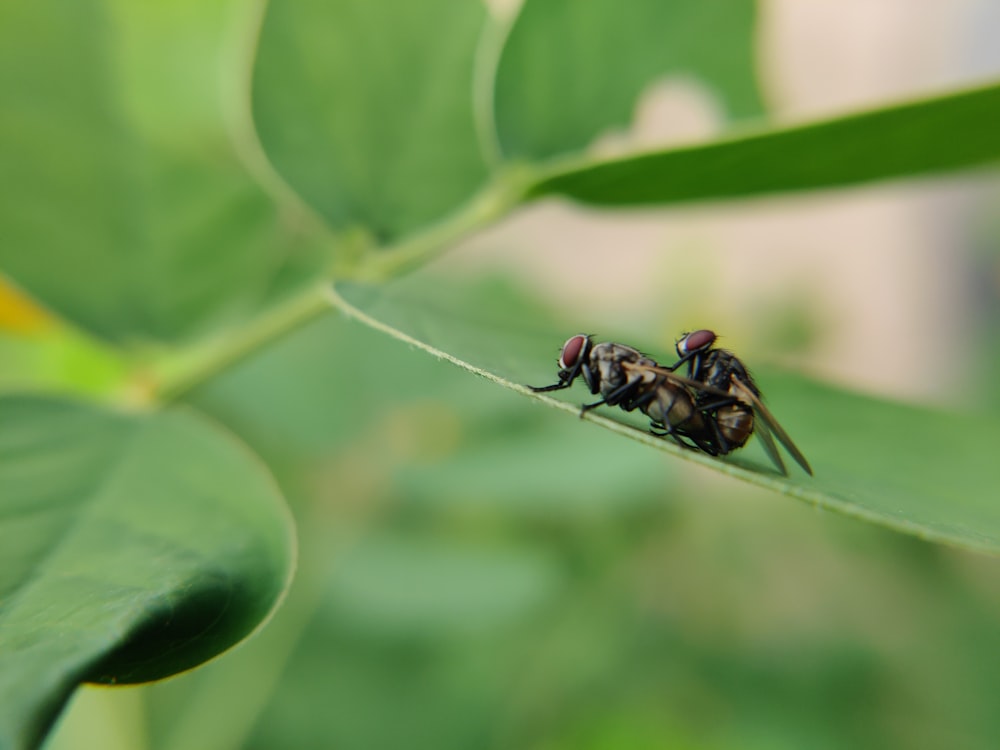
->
[529,81,1000,205]
[494,0,761,160]
[0,327,128,398]
[0,395,294,750]
[251,0,490,242]
[331,272,1000,555]
[0,1,323,345]
[324,533,562,636]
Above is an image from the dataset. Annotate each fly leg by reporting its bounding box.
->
[529,355,588,393]
[644,389,705,452]
[620,385,659,413]
[529,367,579,393]
[650,421,698,450]
[691,426,724,456]
[667,351,701,378]
[661,420,720,455]
[657,391,723,456]
[695,396,738,412]
[705,415,733,456]
[579,378,642,415]
[529,381,571,393]
[688,397,738,456]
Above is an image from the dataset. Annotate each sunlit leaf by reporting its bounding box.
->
[0,277,51,335]
[0,396,294,750]
[0,327,127,398]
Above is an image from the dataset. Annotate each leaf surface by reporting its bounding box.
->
[332,273,1000,555]
[0,396,294,750]
[529,82,1000,205]
[252,0,490,242]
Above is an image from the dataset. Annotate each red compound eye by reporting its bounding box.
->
[558,335,589,370]
[678,329,716,356]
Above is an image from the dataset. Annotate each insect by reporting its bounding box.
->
[528,334,723,454]
[671,329,813,476]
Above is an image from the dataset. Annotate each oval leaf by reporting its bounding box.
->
[494,0,762,159]
[528,81,1000,205]
[252,0,490,242]
[331,274,1000,556]
[0,1,323,345]
[0,396,295,750]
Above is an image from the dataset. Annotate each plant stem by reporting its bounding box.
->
[348,166,535,282]
[156,168,535,402]
[158,282,334,403]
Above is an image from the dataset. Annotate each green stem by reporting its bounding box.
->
[155,169,535,402]
[347,166,535,282]
[158,282,334,403]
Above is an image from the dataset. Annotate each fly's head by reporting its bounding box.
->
[676,329,717,358]
[557,334,593,384]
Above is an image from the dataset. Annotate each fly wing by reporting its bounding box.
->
[752,417,787,476]
[730,378,813,476]
[623,362,732,400]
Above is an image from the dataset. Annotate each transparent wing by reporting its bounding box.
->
[752,416,787,476]
[622,362,732,400]
[730,378,813,476]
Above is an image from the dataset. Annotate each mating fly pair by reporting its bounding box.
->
[530,332,812,476]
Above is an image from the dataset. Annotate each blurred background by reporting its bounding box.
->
[3,0,1000,748]
[461,0,1000,406]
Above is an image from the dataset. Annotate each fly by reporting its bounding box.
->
[672,329,813,476]
[529,334,722,455]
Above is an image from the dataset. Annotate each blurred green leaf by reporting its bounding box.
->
[0,395,294,750]
[494,0,761,159]
[244,611,529,750]
[251,0,490,242]
[529,81,1000,205]
[392,415,678,516]
[323,533,561,636]
[185,312,451,459]
[0,1,324,345]
[333,272,1000,554]
[0,328,127,398]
